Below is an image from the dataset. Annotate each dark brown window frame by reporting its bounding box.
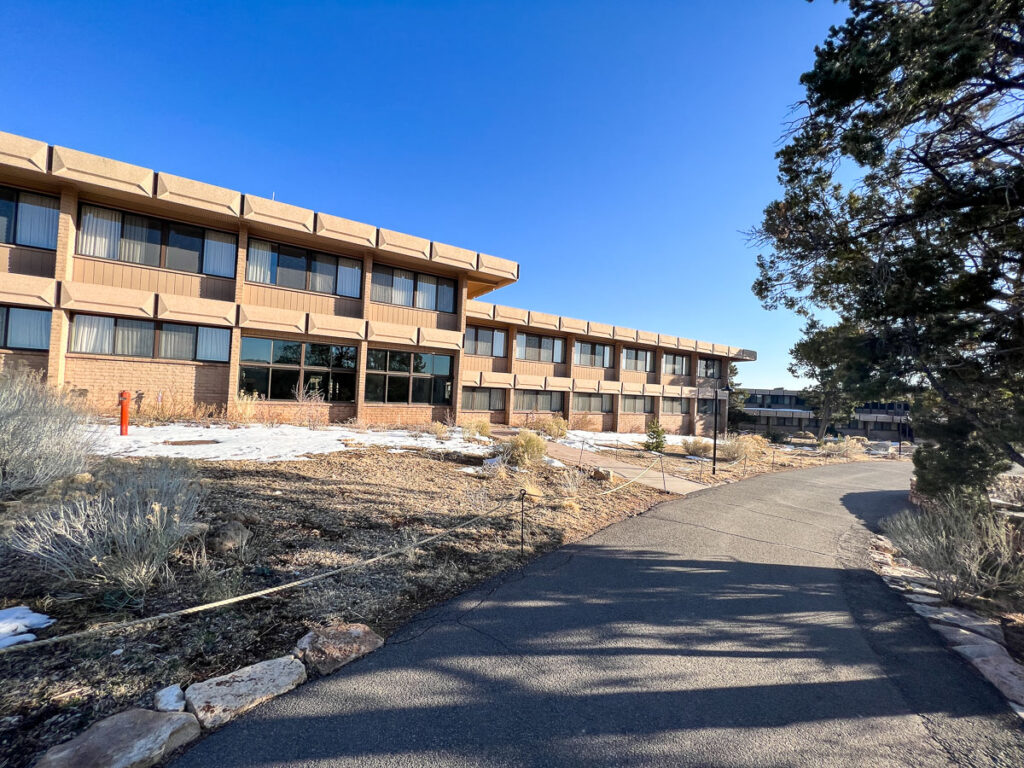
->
[0,184,60,251]
[244,237,364,299]
[364,347,454,406]
[67,313,230,362]
[239,336,358,402]
[369,264,457,314]
[75,202,238,278]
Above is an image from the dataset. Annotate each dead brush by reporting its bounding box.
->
[557,467,587,499]
[426,421,449,439]
[679,437,712,458]
[232,390,261,425]
[536,417,568,439]
[497,430,546,467]
[292,386,329,430]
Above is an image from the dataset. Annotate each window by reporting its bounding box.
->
[364,349,453,405]
[697,358,722,379]
[370,265,455,312]
[515,333,565,363]
[622,348,654,372]
[622,395,654,413]
[0,186,59,250]
[465,326,507,357]
[69,314,230,361]
[574,341,612,368]
[662,397,690,414]
[572,393,613,413]
[462,387,506,411]
[244,238,362,297]
[663,353,690,376]
[697,398,718,415]
[513,389,564,412]
[0,306,50,350]
[77,204,237,277]
[240,337,357,401]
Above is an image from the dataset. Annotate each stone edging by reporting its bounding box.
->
[33,622,384,768]
[868,535,1024,721]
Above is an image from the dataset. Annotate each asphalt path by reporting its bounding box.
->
[171,462,1024,767]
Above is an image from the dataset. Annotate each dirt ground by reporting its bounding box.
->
[591,438,905,486]
[0,446,666,768]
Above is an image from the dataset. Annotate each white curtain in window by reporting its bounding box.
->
[159,324,196,360]
[15,193,59,250]
[393,269,414,306]
[337,257,361,298]
[114,319,155,356]
[7,308,50,349]
[71,315,114,354]
[79,206,121,260]
[414,274,437,310]
[437,279,455,313]
[196,327,230,362]
[492,329,506,357]
[203,231,237,277]
[119,215,160,265]
[245,239,274,283]
[308,255,336,293]
[370,268,392,302]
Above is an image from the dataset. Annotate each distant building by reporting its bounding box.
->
[740,388,911,440]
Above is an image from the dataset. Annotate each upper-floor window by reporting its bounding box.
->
[515,333,565,363]
[513,389,564,412]
[697,398,718,415]
[240,337,356,401]
[465,326,506,357]
[697,358,722,379]
[663,353,690,376]
[572,393,613,413]
[69,313,230,361]
[365,349,453,405]
[662,396,690,414]
[574,341,612,368]
[462,386,506,411]
[0,306,50,350]
[78,204,237,277]
[0,186,59,250]
[371,265,455,313]
[246,238,361,297]
[622,348,654,372]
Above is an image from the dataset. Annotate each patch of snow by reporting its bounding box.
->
[558,430,712,453]
[542,456,566,469]
[0,606,53,648]
[92,424,494,463]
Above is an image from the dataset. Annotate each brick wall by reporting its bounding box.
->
[616,413,648,434]
[458,409,505,425]
[361,404,452,427]
[568,413,615,432]
[64,356,229,412]
[0,350,48,375]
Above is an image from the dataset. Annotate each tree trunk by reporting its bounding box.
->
[816,403,832,442]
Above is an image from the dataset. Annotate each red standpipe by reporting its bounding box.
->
[119,390,130,436]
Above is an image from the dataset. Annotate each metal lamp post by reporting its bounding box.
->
[712,384,734,475]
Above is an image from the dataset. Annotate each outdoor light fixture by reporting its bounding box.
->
[712,384,734,475]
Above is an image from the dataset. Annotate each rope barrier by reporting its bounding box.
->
[0,450,662,656]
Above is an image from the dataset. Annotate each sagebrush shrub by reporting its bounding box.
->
[462,419,492,439]
[427,421,448,439]
[882,492,1024,602]
[498,430,546,467]
[8,458,205,600]
[679,437,711,458]
[0,364,95,499]
[538,417,568,439]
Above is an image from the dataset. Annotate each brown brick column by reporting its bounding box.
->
[225,225,247,417]
[354,254,374,424]
[46,188,78,388]
[563,333,575,422]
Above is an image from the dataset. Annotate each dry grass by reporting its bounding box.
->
[497,430,546,466]
[536,417,568,439]
[426,421,449,439]
[0,446,667,768]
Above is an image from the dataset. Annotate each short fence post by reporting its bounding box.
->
[119,390,130,436]
[519,488,527,558]
[660,454,667,492]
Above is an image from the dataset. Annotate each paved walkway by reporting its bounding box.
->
[542,438,705,496]
[172,463,1023,768]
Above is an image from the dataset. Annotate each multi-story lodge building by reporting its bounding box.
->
[741,388,911,440]
[0,131,755,434]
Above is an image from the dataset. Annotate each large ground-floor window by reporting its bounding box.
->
[513,389,564,412]
[365,349,453,405]
[572,393,613,413]
[462,386,506,411]
[240,336,356,401]
[622,395,654,414]
[0,306,50,350]
[69,313,230,362]
[662,397,690,414]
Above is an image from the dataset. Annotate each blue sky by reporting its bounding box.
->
[2,1,849,388]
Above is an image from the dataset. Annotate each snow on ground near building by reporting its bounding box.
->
[0,606,54,649]
[92,424,495,462]
[558,430,713,452]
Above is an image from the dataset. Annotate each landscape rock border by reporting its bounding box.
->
[33,622,384,766]
[868,534,1024,718]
